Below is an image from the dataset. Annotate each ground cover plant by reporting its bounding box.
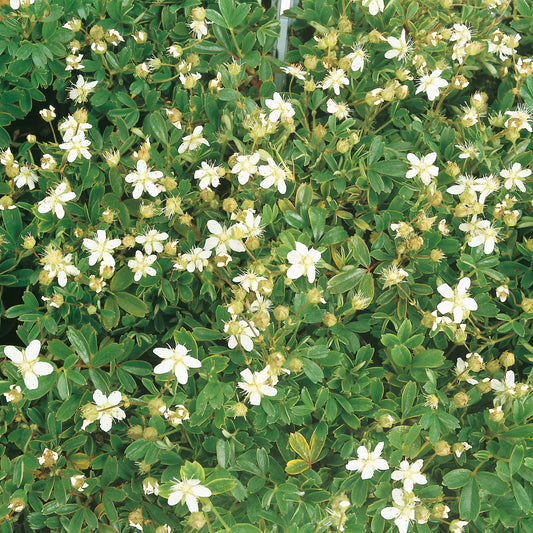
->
[0,0,532,531]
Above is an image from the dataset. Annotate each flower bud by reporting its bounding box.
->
[122,235,136,248]
[434,440,451,456]
[453,391,469,408]
[222,198,238,213]
[407,236,424,251]
[143,427,158,442]
[521,297,533,313]
[188,512,207,530]
[232,402,248,417]
[378,414,394,428]
[304,79,317,92]
[368,29,383,43]
[143,477,160,495]
[489,405,504,422]
[430,249,445,262]
[415,506,430,524]
[304,55,318,70]
[288,358,303,372]
[274,305,290,321]
[8,498,25,512]
[428,189,442,206]
[486,359,501,374]
[128,509,144,531]
[247,236,261,250]
[313,124,328,141]
[147,398,166,417]
[139,203,155,218]
[128,425,144,440]
[323,313,337,327]
[307,288,324,304]
[499,351,515,367]
[477,377,491,394]
[432,503,450,520]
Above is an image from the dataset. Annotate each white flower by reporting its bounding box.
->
[475,174,500,204]
[286,241,321,283]
[347,45,367,73]
[431,310,453,331]
[240,210,264,239]
[406,152,439,185]
[143,478,160,495]
[68,75,98,104]
[41,248,79,287]
[135,229,168,254]
[496,285,509,302]
[70,474,89,492]
[37,183,76,219]
[505,105,532,132]
[175,248,211,273]
[128,250,157,282]
[381,265,409,288]
[167,477,212,512]
[14,166,39,190]
[83,230,122,268]
[381,489,418,533]
[456,142,479,160]
[194,161,223,190]
[224,318,259,352]
[450,520,469,533]
[189,19,210,39]
[59,114,92,142]
[438,219,450,235]
[258,158,289,194]
[446,173,483,198]
[500,163,530,193]
[3,384,22,402]
[466,220,499,254]
[153,343,201,384]
[391,459,427,491]
[320,69,349,95]
[4,340,53,390]
[233,270,266,293]
[437,277,478,324]
[178,126,209,153]
[346,441,389,479]
[58,133,92,162]
[204,220,245,255]
[237,367,277,405]
[491,370,516,406]
[385,29,412,61]
[451,23,472,44]
[85,389,126,432]
[415,69,448,101]
[125,159,165,199]
[326,99,351,119]
[362,0,384,15]
[264,92,295,123]
[281,64,307,80]
[231,153,260,185]
[10,0,34,10]
[38,448,59,466]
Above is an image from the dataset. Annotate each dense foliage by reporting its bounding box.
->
[0,0,532,532]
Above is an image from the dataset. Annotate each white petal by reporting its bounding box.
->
[381,507,401,520]
[23,372,39,390]
[108,391,122,405]
[192,485,212,497]
[185,494,199,513]
[437,284,453,298]
[33,361,54,376]
[99,414,113,432]
[26,340,41,360]
[4,346,23,363]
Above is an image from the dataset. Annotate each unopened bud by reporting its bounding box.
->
[274,305,290,321]
[188,512,207,530]
[486,359,501,374]
[489,405,504,422]
[232,402,248,417]
[128,425,144,440]
[499,351,515,367]
[323,313,337,327]
[453,391,469,408]
[434,440,451,456]
[521,297,533,313]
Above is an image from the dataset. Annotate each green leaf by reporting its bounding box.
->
[285,459,309,475]
[205,470,237,494]
[110,267,134,292]
[510,444,524,475]
[327,267,365,294]
[390,345,411,367]
[92,344,123,368]
[475,472,509,495]
[229,525,261,533]
[149,112,168,144]
[308,206,326,240]
[349,235,370,268]
[67,328,91,364]
[512,477,533,512]
[371,160,407,177]
[219,0,235,24]
[309,422,327,462]
[443,469,472,489]
[115,292,148,317]
[289,432,311,461]
[459,478,480,521]
[193,327,223,341]
[320,227,348,245]
[411,349,445,368]
[206,8,228,28]
[302,358,324,383]
[401,381,416,416]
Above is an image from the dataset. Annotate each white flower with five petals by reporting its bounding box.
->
[390,459,427,491]
[437,277,478,324]
[237,367,277,405]
[4,340,53,390]
[153,343,201,384]
[167,477,212,512]
[346,441,389,479]
[286,242,321,283]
